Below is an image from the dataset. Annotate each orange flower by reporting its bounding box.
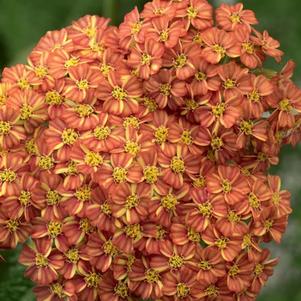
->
[97,72,142,116]
[127,39,165,79]
[141,0,176,21]
[0,107,26,149]
[216,3,258,32]
[202,28,240,64]
[207,165,249,205]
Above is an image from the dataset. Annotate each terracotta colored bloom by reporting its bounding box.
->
[84,231,118,272]
[250,249,279,294]
[0,107,26,149]
[226,253,254,293]
[127,39,164,79]
[99,270,130,301]
[8,89,48,133]
[150,240,195,272]
[141,0,176,21]
[207,165,249,205]
[253,207,288,243]
[63,64,102,103]
[240,74,274,118]
[267,175,292,217]
[145,18,186,49]
[97,72,143,116]
[162,268,200,300]
[202,28,240,64]
[163,42,202,80]
[19,238,64,284]
[144,69,186,109]
[109,183,150,224]
[179,0,213,30]
[189,247,226,283]
[202,225,242,262]
[128,256,163,299]
[216,3,258,32]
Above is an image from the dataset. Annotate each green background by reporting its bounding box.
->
[0,0,300,300]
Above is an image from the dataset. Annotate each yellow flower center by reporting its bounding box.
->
[173,54,187,69]
[198,202,212,217]
[271,192,280,205]
[156,225,167,240]
[199,260,212,271]
[51,283,65,298]
[160,83,171,96]
[18,78,30,90]
[161,193,178,210]
[223,79,236,89]
[254,263,264,276]
[64,57,79,68]
[242,42,255,54]
[248,192,260,209]
[75,104,94,117]
[18,191,31,206]
[123,116,139,128]
[7,219,19,232]
[67,160,78,174]
[76,79,89,90]
[125,194,139,209]
[240,120,253,135]
[258,152,267,162]
[85,272,101,288]
[20,104,33,120]
[45,91,63,105]
[195,71,207,81]
[154,126,168,144]
[205,285,219,297]
[170,156,185,174]
[65,248,79,264]
[35,253,48,267]
[228,264,240,277]
[131,21,142,34]
[46,190,62,205]
[0,121,11,135]
[169,255,184,269]
[84,151,103,167]
[141,53,152,65]
[211,137,223,150]
[193,33,203,44]
[248,90,260,102]
[99,200,111,215]
[230,13,241,24]
[160,30,169,42]
[212,44,226,58]
[264,219,273,230]
[124,140,140,156]
[193,176,206,188]
[227,211,241,223]
[187,5,198,18]
[279,99,292,112]
[47,221,62,238]
[124,224,142,240]
[142,97,157,112]
[38,156,54,170]
[242,234,252,249]
[143,166,159,184]
[145,269,160,283]
[113,167,127,183]
[80,218,93,233]
[61,128,79,145]
[185,99,199,111]
[25,139,38,155]
[75,186,91,202]
[114,281,128,298]
[103,240,118,256]
[35,66,48,78]
[212,103,226,117]
[181,130,193,145]
[176,283,190,298]
[94,126,111,140]
[0,169,16,182]
[216,237,228,249]
[112,86,128,101]
[188,228,201,242]
[221,180,232,193]
[100,64,113,77]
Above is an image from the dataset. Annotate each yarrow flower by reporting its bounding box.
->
[0,1,299,301]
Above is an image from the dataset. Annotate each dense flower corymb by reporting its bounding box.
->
[0,1,300,301]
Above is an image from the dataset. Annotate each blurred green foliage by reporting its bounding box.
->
[0,0,301,300]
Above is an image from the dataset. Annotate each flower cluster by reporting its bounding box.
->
[0,0,300,300]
